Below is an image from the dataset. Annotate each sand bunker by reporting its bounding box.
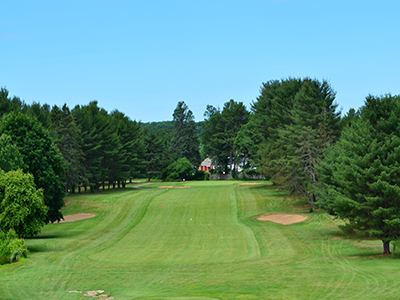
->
[257,213,307,225]
[158,185,191,189]
[57,213,95,223]
[69,290,114,299]
[239,182,263,185]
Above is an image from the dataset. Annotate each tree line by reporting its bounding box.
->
[1,76,400,257]
[201,78,400,255]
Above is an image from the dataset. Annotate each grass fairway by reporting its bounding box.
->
[1,181,400,299]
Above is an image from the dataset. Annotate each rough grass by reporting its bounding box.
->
[0,181,399,299]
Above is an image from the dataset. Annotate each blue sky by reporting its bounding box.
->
[1,0,399,122]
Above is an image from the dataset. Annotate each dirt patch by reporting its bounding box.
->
[363,254,392,259]
[160,203,166,206]
[158,185,191,189]
[132,182,154,189]
[331,237,352,241]
[57,213,95,223]
[257,213,307,225]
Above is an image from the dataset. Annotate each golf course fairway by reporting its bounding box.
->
[1,181,399,299]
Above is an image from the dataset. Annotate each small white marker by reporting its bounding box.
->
[190,218,192,221]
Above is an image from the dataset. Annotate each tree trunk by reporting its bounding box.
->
[118,181,121,188]
[65,183,68,195]
[229,152,233,175]
[102,180,105,190]
[122,181,126,188]
[113,181,116,189]
[383,240,391,254]
[148,174,151,182]
[306,195,315,212]
[78,186,81,194]
[311,193,316,202]
[84,185,87,193]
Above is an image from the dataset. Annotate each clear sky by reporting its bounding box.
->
[1,0,399,123]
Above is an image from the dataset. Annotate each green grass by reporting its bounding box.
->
[1,181,400,299]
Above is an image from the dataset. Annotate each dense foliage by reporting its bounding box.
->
[2,80,400,256]
[0,229,27,265]
[50,104,86,193]
[71,102,144,191]
[317,94,400,253]
[202,100,249,176]
[0,169,47,238]
[143,128,172,182]
[238,78,341,209]
[170,101,201,167]
[0,112,65,223]
[0,134,25,172]
[162,157,194,181]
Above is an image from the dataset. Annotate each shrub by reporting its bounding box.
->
[192,170,206,181]
[0,229,27,265]
[162,158,193,181]
[0,169,48,238]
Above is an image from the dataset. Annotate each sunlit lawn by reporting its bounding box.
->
[1,180,399,299]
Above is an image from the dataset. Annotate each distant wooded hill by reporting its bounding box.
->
[141,120,204,135]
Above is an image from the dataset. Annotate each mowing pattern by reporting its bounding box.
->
[0,181,399,299]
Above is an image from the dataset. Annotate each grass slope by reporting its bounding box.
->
[0,181,399,299]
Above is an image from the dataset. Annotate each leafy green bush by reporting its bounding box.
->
[162,158,194,181]
[0,169,48,238]
[0,229,27,265]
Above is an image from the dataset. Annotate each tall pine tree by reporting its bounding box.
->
[170,101,200,167]
[317,94,400,254]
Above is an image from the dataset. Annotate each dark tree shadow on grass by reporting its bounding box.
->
[27,234,59,240]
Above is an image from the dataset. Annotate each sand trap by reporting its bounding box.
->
[158,185,191,189]
[257,213,307,225]
[239,183,263,185]
[69,290,114,299]
[57,213,95,223]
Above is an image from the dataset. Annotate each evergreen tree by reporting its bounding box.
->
[202,100,249,175]
[170,101,200,167]
[317,94,400,254]
[0,88,24,118]
[143,128,172,181]
[25,102,52,129]
[50,104,86,193]
[242,78,340,173]
[72,102,105,191]
[243,78,340,209]
[110,110,144,187]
